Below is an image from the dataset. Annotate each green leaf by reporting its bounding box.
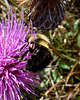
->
[22,8,27,11]
[40,82,45,88]
[76,96,80,100]
[77,35,80,47]
[52,70,58,81]
[74,20,80,31]
[62,21,70,28]
[56,76,61,83]
[65,31,73,38]
[60,63,70,70]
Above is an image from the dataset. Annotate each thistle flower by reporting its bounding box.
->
[0,9,40,100]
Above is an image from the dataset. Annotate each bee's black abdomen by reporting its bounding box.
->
[26,45,52,72]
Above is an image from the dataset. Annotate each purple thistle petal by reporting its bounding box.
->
[0,9,41,100]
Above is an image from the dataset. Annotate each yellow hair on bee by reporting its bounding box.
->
[28,33,50,43]
[28,34,53,55]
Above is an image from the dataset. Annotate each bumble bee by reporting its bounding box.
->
[26,34,53,72]
[14,34,53,72]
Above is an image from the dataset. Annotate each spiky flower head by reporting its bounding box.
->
[0,9,39,100]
